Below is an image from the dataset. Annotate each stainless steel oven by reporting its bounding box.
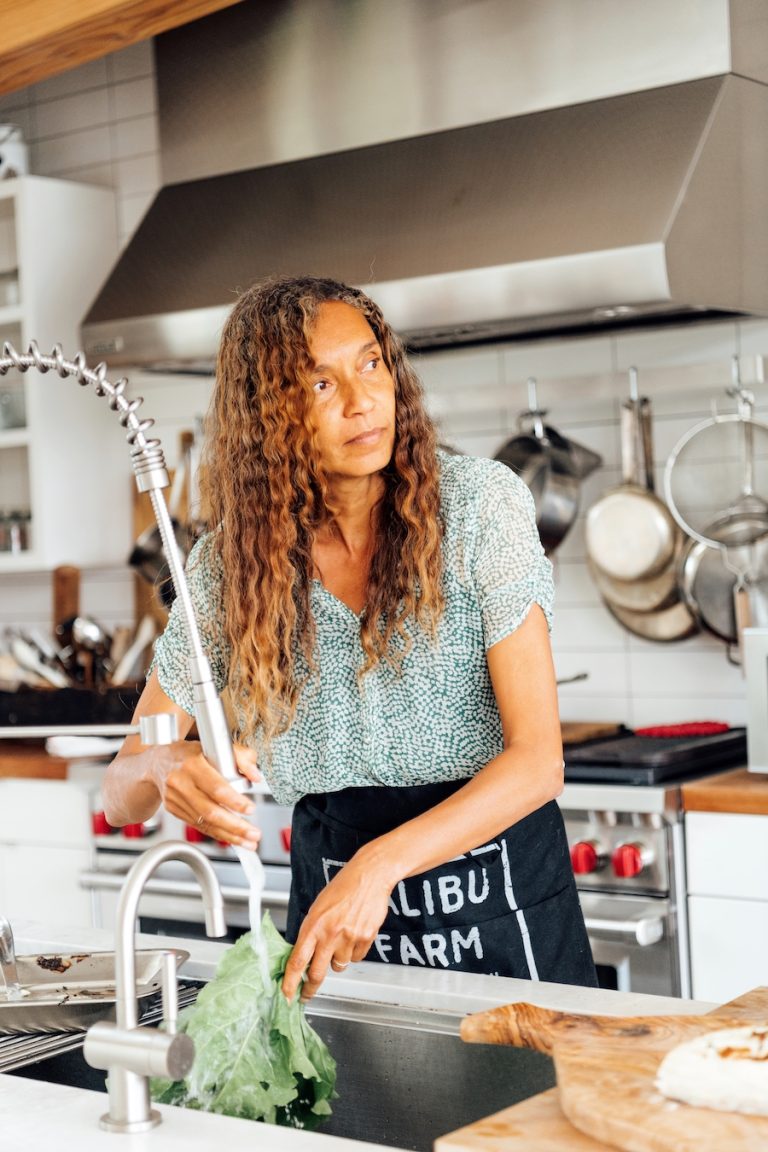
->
[558,781,691,998]
[80,791,294,941]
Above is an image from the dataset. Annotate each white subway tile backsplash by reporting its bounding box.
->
[614,320,740,371]
[627,695,747,728]
[58,162,115,189]
[502,334,614,383]
[112,77,157,121]
[33,57,109,103]
[34,87,110,140]
[108,40,155,84]
[414,345,503,394]
[551,604,628,650]
[558,695,632,724]
[430,388,506,424]
[114,152,161,197]
[443,431,504,459]
[112,114,159,161]
[32,125,112,176]
[552,561,602,607]
[629,646,744,697]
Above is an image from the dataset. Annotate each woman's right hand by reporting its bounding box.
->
[152,740,263,848]
[102,670,262,849]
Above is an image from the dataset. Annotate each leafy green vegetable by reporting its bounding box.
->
[151,913,337,1129]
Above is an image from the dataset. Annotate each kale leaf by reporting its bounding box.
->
[151,913,337,1129]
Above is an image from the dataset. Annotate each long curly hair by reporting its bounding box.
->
[198,276,444,742]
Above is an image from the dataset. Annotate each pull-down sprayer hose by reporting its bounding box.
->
[0,340,238,782]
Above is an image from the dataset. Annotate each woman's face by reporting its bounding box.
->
[306,301,396,481]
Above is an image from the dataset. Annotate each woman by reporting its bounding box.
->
[102,275,597,1001]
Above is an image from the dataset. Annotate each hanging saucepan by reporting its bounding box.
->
[605,597,699,643]
[585,369,678,583]
[588,533,684,614]
[679,534,768,661]
[495,378,602,555]
[664,359,768,662]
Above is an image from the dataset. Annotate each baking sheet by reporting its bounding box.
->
[0,948,189,1033]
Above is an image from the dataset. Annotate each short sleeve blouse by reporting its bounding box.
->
[152,452,554,805]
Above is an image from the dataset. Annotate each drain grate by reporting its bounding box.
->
[0,980,202,1072]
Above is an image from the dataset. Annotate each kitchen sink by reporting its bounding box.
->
[7,994,555,1151]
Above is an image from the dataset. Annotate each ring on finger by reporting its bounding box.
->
[331,960,350,971]
[196,814,205,828]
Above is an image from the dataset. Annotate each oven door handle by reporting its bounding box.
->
[583,914,664,947]
[80,870,290,908]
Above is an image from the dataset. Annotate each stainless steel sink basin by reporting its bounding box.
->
[8,993,555,1151]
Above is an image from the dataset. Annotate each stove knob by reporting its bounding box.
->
[280,827,292,854]
[569,839,605,875]
[184,824,208,843]
[91,810,115,836]
[611,841,652,878]
[123,822,147,838]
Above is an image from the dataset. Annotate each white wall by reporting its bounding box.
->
[0,43,762,730]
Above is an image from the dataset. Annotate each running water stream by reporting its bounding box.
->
[234,846,270,984]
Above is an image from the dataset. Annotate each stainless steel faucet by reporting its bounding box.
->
[0,342,240,784]
[84,841,227,1133]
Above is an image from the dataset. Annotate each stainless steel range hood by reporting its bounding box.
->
[81,6,768,370]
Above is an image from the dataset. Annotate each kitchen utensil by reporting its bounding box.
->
[586,368,678,582]
[560,721,626,744]
[495,379,601,555]
[459,986,768,1152]
[52,564,80,632]
[129,429,195,608]
[605,596,698,643]
[110,613,157,685]
[679,534,768,659]
[665,361,768,661]
[665,362,768,548]
[7,633,70,689]
[587,547,680,613]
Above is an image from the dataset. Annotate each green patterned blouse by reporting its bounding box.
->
[152,452,554,805]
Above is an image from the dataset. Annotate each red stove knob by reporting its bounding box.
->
[570,840,604,875]
[184,824,208,843]
[280,827,292,854]
[91,810,116,836]
[611,841,648,878]
[123,822,146,838]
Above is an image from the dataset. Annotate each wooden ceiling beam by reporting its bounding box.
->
[0,0,244,97]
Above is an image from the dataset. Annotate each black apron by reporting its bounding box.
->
[286,780,598,987]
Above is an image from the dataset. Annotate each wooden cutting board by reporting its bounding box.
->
[560,721,624,745]
[457,988,768,1152]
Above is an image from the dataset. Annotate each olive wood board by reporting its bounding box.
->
[448,987,768,1152]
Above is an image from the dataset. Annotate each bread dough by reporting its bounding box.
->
[656,1026,768,1116]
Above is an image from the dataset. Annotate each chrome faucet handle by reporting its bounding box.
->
[138,713,179,746]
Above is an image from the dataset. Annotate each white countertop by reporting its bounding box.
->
[1,919,717,1151]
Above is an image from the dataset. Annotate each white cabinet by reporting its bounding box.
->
[0,778,95,927]
[0,175,131,570]
[686,811,768,1002]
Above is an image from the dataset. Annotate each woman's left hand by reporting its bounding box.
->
[282,849,394,1002]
